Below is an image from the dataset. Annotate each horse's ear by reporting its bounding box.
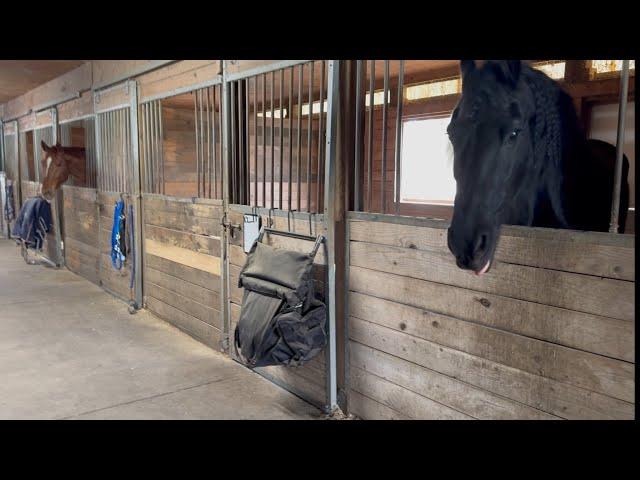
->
[41,140,50,152]
[55,141,61,148]
[490,60,522,87]
[460,60,476,79]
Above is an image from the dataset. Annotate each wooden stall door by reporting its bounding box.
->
[62,185,99,284]
[227,205,328,408]
[346,213,635,420]
[142,195,223,350]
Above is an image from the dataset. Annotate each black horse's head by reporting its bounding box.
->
[447,60,556,275]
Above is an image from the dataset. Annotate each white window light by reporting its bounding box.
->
[533,61,566,80]
[400,115,456,205]
[591,60,636,75]
[404,78,461,101]
[257,109,288,119]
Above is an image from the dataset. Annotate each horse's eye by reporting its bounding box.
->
[508,128,521,142]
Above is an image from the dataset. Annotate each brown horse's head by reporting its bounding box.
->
[40,141,86,200]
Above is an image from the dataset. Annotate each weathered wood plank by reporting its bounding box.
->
[144,239,221,276]
[145,296,221,350]
[143,195,222,219]
[351,342,558,420]
[144,224,220,257]
[255,365,326,408]
[145,253,220,292]
[350,291,635,391]
[349,219,635,281]
[145,282,220,328]
[350,241,634,321]
[349,266,634,360]
[348,390,410,420]
[145,267,219,307]
[144,209,221,236]
[64,236,98,259]
[63,185,98,203]
[350,317,634,417]
[350,367,475,420]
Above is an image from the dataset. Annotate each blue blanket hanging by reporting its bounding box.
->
[111,199,126,270]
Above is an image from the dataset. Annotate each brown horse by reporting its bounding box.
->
[40,141,86,200]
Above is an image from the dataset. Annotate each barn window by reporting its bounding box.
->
[404,78,461,101]
[399,115,455,205]
[532,60,566,80]
[590,60,636,78]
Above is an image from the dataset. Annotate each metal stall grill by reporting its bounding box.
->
[3,131,17,184]
[33,125,54,182]
[96,107,132,193]
[139,83,223,199]
[227,60,328,213]
[59,117,97,188]
[18,130,35,184]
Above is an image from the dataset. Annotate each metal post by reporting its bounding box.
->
[220,60,231,352]
[323,59,340,414]
[128,80,144,310]
[50,107,64,267]
[394,60,405,215]
[354,60,364,212]
[609,60,630,234]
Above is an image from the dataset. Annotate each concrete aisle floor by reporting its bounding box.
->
[0,240,320,420]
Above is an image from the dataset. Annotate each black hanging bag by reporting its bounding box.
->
[234,228,326,368]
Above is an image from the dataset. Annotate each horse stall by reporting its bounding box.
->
[1,121,18,236]
[58,91,99,284]
[225,60,332,409]
[136,60,224,350]
[343,60,635,420]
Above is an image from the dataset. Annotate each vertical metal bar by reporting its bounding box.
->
[220,60,231,351]
[212,87,218,199]
[158,100,164,195]
[50,107,63,267]
[609,59,630,233]
[279,68,284,210]
[297,65,303,211]
[253,77,258,207]
[229,82,238,203]
[194,92,200,197]
[145,104,152,192]
[218,85,223,201]
[367,60,375,212]
[316,60,325,212]
[288,67,294,211]
[237,82,244,204]
[262,73,267,207]
[245,81,250,205]
[200,90,206,197]
[307,61,314,212]
[95,114,102,191]
[270,70,275,208]
[381,60,389,213]
[394,60,404,216]
[354,60,364,212]
[323,59,340,413]
[106,111,112,191]
[129,80,144,310]
[206,87,212,199]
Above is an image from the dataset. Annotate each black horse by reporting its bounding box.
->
[446,60,629,275]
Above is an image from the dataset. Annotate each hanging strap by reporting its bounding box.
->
[111,199,126,270]
[128,203,135,290]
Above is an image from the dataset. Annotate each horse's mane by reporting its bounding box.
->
[58,146,86,158]
[520,64,586,226]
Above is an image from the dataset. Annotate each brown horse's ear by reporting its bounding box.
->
[55,142,62,148]
[41,140,51,152]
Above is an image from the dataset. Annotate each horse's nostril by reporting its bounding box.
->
[475,233,488,254]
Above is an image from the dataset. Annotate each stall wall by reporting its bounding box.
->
[346,213,634,420]
[142,195,223,349]
[228,206,327,407]
[62,185,99,284]
[98,191,134,300]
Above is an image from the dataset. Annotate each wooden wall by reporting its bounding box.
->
[142,194,223,350]
[62,185,99,284]
[98,191,134,301]
[346,212,634,420]
[161,106,199,197]
[228,206,327,408]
